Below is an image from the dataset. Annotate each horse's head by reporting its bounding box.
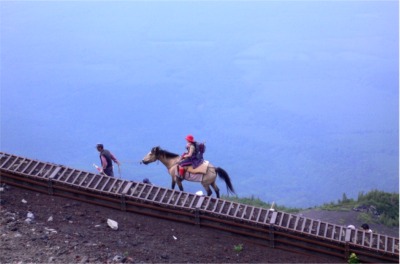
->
[141,146,161,165]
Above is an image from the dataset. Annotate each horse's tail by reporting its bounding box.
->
[216,167,235,195]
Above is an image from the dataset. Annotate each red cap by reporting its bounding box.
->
[185,135,194,142]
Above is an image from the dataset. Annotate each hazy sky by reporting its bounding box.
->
[2,1,397,123]
[1,0,398,207]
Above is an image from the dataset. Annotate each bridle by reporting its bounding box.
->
[141,147,180,170]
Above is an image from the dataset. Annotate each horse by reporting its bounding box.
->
[141,146,235,198]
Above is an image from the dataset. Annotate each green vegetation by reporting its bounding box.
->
[223,190,399,227]
[319,190,399,227]
[348,253,360,264]
[233,244,243,253]
[357,212,373,224]
[221,195,301,213]
[319,192,355,211]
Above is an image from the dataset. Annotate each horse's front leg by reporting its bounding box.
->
[171,180,176,190]
[177,178,184,192]
[171,175,184,192]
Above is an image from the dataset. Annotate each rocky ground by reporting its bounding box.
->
[0,184,395,263]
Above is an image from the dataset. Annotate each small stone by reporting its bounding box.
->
[112,255,124,262]
[107,219,118,230]
[27,212,34,219]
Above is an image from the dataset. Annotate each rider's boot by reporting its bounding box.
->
[179,166,185,178]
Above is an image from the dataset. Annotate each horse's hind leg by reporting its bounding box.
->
[203,184,212,196]
[211,183,220,198]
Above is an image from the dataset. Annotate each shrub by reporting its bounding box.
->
[348,253,359,264]
[234,244,243,253]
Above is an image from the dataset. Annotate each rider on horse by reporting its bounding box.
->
[177,134,203,177]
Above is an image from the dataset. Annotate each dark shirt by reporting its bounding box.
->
[99,149,118,176]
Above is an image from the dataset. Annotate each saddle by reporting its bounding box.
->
[186,160,209,174]
[173,161,209,182]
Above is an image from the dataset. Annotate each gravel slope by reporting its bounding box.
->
[0,185,343,263]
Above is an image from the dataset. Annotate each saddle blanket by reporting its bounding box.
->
[177,172,203,182]
[174,163,208,182]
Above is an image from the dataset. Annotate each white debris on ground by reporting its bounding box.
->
[25,211,35,223]
[107,219,118,230]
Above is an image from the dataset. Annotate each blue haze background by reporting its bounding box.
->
[1,1,398,208]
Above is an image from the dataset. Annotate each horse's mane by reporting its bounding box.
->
[158,148,179,158]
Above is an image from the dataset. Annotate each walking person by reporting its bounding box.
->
[96,143,120,177]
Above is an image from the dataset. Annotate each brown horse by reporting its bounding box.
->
[141,146,235,198]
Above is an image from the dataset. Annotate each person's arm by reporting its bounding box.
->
[110,152,120,165]
[101,155,108,170]
[182,145,195,158]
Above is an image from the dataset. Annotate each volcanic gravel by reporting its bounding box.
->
[1,185,346,263]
